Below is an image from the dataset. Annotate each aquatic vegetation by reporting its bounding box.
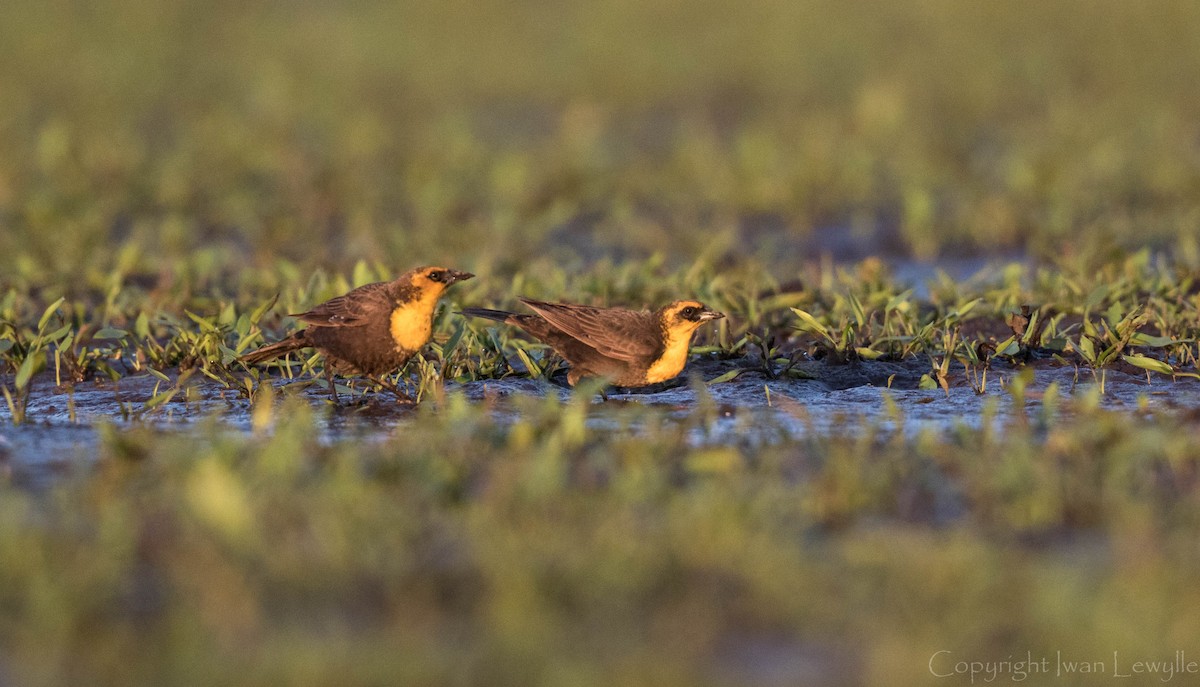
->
[2,391,1200,685]
[4,251,1197,416]
[4,0,1200,684]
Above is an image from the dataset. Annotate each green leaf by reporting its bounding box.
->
[147,367,172,382]
[884,289,914,313]
[94,327,128,340]
[486,328,506,353]
[38,297,66,331]
[135,311,151,339]
[1077,335,1096,362]
[1095,343,1120,368]
[1082,318,1098,338]
[1,385,19,424]
[1021,309,1040,344]
[142,388,179,412]
[790,308,830,339]
[219,344,240,364]
[185,310,221,333]
[847,293,866,328]
[44,322,73,343]
[1128,333,1176,348]
[706,369,741,385]
[1105,303,1125,332]
[951,298,982,320]
[1122,354,1173,376]
[218,302,237,326]
[995,336,1020,357]
[855,347,885,360]
[15,351,39,389]
[0,340,12,354]
[514,348,541,377]
[442,322,465,356]
[250,295,278,324]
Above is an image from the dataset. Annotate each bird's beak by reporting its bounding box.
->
[447,270,475,284]
[699,308,725,322]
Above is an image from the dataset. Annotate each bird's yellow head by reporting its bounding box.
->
[659,300,725,335]
[408,265,475,295]
[388,266,474,352]
[642,300,725,384]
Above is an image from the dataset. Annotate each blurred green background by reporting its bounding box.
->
[3,0,1199,288]
[4,3,1200,686]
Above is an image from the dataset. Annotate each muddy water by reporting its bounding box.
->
[4,353,1198,484]
[2,255,1075,480]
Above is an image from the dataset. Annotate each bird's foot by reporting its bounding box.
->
[369,375,415,404]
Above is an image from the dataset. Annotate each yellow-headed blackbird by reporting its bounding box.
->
[241,265,473,400]
[462,298,725,387]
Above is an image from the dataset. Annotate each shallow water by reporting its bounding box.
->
[2,253,1069,480]
[4,354,1198,484]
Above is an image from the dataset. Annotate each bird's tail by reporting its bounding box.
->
[239,331,310,365]
[459,307,517,324]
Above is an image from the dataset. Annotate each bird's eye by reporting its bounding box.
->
[681,307,696,318]
[429,271,444,282]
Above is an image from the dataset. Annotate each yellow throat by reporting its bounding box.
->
[388,289,440,352]
[643,325,696,384]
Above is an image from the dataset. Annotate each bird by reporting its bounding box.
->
[240,265,474,401]
[461,298,725,387]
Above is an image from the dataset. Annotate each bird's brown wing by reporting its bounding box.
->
[292,281,391,327]
[519,298,660,362]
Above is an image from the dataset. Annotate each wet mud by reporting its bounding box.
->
[4,352,1199,483]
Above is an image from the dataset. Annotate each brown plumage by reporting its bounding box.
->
[241,265,473,400]
[462,298,725,387]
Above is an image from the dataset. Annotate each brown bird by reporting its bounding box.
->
[461,298,725,387]
[241,265,473,401]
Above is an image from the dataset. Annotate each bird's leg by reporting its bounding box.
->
[542,352,565,380]
[324,365,340,404]
[369,374,414,404]
[369,374,400,395]
[758,334,778,379]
